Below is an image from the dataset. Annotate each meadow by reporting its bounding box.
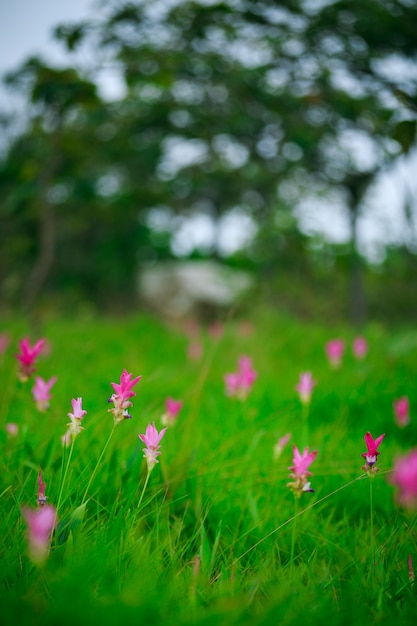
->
[0,309,416,625]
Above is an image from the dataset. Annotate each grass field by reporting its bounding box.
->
[1,309,416,625]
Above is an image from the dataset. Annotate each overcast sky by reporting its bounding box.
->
[0,0,416,260]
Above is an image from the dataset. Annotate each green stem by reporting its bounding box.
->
[301,402,310,448]
[56,437,75,515]
[81,425,116,505]
[290,498,298,574]
[369,477,375,582]
[138,469,151,510]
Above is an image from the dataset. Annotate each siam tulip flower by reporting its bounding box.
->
[6,422,19,437]
[161,397,183,427]
[353,336,368,360]
[187,341,203,361]
[138,422,167,472]
[273,433,291,460]
[295,372,316,404]
[37,471,47,506]
[32,376,57,412]
[208,321,224,340]
[0,332,10,355]
[325,339,345,369]
[224,355,257,400]
[391,449,417,510]
[15,336,45,382]
[393,396,410,428]
[65,397,87,439]
[287,445,318,497]
[22,505,57,566]
[361,431,385,475]
[108,369,142,424]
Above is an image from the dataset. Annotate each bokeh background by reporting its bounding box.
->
[1,0,416,325]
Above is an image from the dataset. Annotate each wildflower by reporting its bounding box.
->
[138,422,167,472]
[393,396,410,428]
[32,376,57,412]
[187,341,203,361]
[22,505,57,565]
[224,355,257,400]
[15,336,45,382]
[361,431,385,475]
[287,445,318,497]
[353,336,368,359]
[208,321,224,340]
[295,372,316,404]
[161,397,183,426]
[65,397,87,439]
[273,433,291,460]
[108,369,142,424]
[37,471,47,506]
[6,422,18,437]
[391,449,417,510]
[325,339,345,369]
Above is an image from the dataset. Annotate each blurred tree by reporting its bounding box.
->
[0,0,416,318]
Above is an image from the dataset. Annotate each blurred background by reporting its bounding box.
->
[0,0,416,326]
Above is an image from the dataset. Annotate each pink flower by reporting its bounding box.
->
[22,505,57,565]
[65,397,87,439]
[224,355,257,400]
[295,372,316,404]
[15,336,45,382]
[187,341,203,361]
[108,369,142,424]
[361,431,385,474]
[161,397,183,426]
[273,433,291,460]
[138,422,167,472]
[325,339,345,369]
[37,471,47,506]
[208,321,224,340]
[393,396,410,428]
[6,422,19,437]
[32,376,57,412]
[288,445,318,497]
[353,336,368,359]
[391,449,417,510]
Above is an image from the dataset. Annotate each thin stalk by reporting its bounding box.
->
[56,437,75,515]
[301,402,310,448]
[138,470,151,510]
[81,424,116,504]
[369,477,375,582]
[290,497,298,574]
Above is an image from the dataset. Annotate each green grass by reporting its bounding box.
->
[1,309,417,625]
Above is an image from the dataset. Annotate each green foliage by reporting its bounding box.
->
[0,310,417,624]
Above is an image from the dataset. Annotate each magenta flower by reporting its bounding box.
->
[161,397,183,426]
[65,397,87,439]
[224,355,257,400]
[295,372,316,404]
[15,336,45,382]
[32,376,57,412]
[273,432,291,460]
[288,445,318,497]
[325,339,345,369]
[22,505,57,565]
[138,422,167,472]
[6,422,18,437]
[391,449,417,510]
[37,471,47,506]
[108,369,142,424]
[353,336,368,359]
[393,396,410,428]
[361,431,385,474]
